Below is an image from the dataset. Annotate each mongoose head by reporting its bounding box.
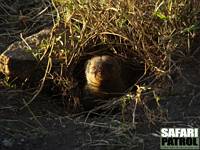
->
[85,55,120,87]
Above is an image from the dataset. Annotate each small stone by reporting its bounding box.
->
[20,138,25,142]
[62,124,66,128]
[2,138,14,148]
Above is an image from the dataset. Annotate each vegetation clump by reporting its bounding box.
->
[1,0,200,115]
[44,0,199,110]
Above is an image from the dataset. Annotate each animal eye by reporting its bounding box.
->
[92,66,96,70]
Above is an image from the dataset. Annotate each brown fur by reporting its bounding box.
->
[84,55,126,98]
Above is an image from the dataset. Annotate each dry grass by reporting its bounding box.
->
[1,0,199,119]
[45,0,200,111]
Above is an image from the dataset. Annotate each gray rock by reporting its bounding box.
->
[0,48,37,80]
[0,28,52,80]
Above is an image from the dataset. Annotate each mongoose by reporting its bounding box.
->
[84,55,126,98]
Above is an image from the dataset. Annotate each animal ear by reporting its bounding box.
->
[85,59,91,73]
